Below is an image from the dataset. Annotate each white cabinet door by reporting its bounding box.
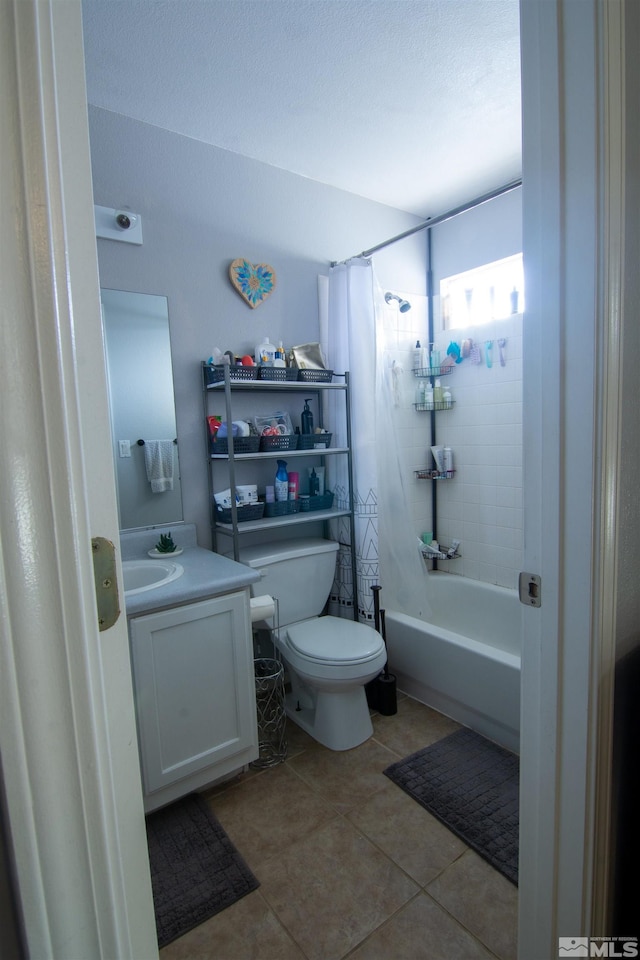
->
[129,591,258,808]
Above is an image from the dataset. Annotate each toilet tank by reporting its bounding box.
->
[238,538,339,625]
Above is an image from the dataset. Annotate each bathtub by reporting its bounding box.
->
[385,572,521,752]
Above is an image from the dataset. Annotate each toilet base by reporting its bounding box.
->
[284,686,373,751]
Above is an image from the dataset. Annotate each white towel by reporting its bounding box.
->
[143,440,175,493]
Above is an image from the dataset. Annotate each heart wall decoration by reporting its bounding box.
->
[229,258,276,309]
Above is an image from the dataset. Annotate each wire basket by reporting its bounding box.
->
[264,500,300,518]
[258,366,299,381]
[259,434,298,452]
[250,659,287,768]
[210,436,260,455]
[215,501,265,524]
[296,433,332,450]
[297,369,333,383]
[306,491,334,511]
[204,364,258,385]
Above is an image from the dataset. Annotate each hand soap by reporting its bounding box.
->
[301,398,314,434]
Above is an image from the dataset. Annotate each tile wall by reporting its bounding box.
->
[389,297,523,590]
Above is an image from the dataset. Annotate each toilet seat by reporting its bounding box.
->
[286,616,385,665]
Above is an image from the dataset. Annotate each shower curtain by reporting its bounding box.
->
[322,258,427,624]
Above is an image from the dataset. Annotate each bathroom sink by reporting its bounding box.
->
[122,559,184,596]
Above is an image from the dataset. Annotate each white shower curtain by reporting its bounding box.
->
[323,258,427,625]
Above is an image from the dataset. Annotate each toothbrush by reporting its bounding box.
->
[485,340,493,368]
[498,338,507,366]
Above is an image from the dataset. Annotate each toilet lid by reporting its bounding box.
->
[287,616,385,664]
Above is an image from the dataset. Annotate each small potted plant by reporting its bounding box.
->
[155,532,178,554]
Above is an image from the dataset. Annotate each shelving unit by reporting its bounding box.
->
[202,363,359,616]
[413,362,460,567]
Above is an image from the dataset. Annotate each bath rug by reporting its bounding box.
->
[383,727,519,884]
[145,793,259,948]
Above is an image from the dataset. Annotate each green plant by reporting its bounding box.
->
[155,532,177,554]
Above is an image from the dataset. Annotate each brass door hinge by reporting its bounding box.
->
[91,537,121,630]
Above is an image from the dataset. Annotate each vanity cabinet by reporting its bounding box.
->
[129,588,258,812]
[202,362,359,615]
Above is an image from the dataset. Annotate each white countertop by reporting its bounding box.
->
[120,524,260,617]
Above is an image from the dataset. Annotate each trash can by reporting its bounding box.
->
[250,658,287,768]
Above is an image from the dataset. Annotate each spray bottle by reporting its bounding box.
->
[275,460,288,502]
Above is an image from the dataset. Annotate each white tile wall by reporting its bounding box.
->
[383,298,523,591]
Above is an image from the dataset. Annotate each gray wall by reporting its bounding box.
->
[89,106,427,546]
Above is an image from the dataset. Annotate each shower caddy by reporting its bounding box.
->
[202,362,359,617]
[412,361,460,564]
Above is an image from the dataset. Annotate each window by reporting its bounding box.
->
[440,253,524,329]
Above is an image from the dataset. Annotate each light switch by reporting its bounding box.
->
[118,440,131,458]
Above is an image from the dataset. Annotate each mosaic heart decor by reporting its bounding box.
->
[229,258,276,309]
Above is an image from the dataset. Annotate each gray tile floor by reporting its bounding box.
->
[160,694,518,960]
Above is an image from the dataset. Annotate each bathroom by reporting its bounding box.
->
[3,2,640,958]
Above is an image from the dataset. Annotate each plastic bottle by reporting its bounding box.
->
[443,447,454,477]
[430,346,441,370]
[413,340,422,370]
[275,340,285,361]
[415,380,426,405]
[420,343,430,369]
[434,378,444,404]
[308,468,320,496]
[301,398,314,434]
[288,471,299,500]
[255,336,276,365]
[424,382,434,409]
[443,385,452,408]
[275,460,288,502]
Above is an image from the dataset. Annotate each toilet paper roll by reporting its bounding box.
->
[250,595,276,623]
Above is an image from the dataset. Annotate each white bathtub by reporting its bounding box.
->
[385,572,521,752]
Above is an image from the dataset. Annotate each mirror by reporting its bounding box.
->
[101,289,183,531]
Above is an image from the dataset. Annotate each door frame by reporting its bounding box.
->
[519,0,626,953]
[0,2,157,956]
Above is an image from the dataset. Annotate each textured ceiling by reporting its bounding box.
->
[82,0,521,218]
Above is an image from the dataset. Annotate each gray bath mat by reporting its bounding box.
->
[145,793,260,948]
[383,727,519,885]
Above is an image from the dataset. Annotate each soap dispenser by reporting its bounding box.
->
[301,398,314,434]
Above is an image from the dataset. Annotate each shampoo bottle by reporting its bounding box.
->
[443,385,452,408]
[434,378,444,404]
[425,382,434,409]
[415,380,426,405]
[275,460,289,502]
[301,399,314,434]
[413,340,422,370]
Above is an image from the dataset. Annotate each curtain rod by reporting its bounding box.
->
[330,178,522,267]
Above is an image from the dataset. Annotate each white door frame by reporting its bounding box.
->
[0,2,157,956]
[0,0,630,955]
[519,0,626,954]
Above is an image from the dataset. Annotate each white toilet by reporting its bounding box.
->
[240,537,387,751]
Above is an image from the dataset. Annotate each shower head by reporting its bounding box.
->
[385,292,411,313]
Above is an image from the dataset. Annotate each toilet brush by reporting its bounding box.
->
[377,609,397,716]
[365,585,383,710]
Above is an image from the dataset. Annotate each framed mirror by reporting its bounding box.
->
[101,288,183,531]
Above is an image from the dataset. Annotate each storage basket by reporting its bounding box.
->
[258,434,298,452]
[297,369,333,383]
[264,500,300,518]
[307,491,334,511]
[210,435,260,455]
[296,433,332,450]
[215,501,265,524]
[258,366,299,381]
[204,364,258,385]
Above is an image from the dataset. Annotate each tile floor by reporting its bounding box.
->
[160,694,518,960]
